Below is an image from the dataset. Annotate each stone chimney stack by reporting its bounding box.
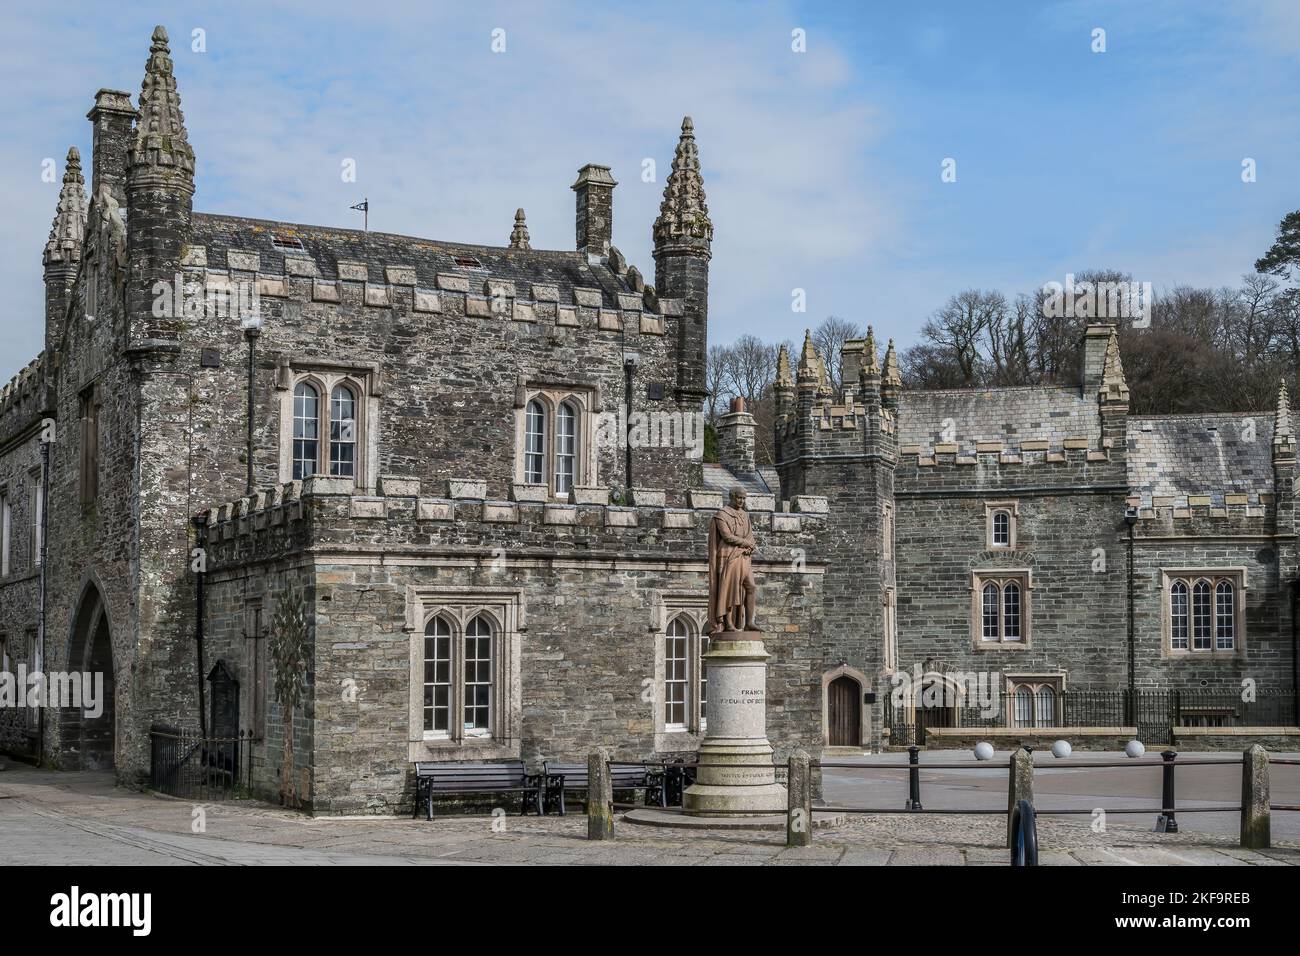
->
[1081,323,1114,393]
[571,164,616,256]
[86,89,137,210]
[717,395,758,479]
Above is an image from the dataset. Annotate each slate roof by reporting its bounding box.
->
[1126,413,1276,505]
[189,213,642,307]
[702,463,779,496]
[896,385,1100,450]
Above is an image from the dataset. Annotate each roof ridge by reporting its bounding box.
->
[192,212,598,259]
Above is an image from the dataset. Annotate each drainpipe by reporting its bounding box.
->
[1124,509,1138,725]
[623,354,637,493]
[192,512,208,737]
[36,433,50,765]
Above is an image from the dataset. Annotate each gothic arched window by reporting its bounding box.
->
[292,382,320,480]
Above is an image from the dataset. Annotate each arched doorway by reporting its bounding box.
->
[827,675,862,747]
[915,678,958,745]
[65,584,116,770]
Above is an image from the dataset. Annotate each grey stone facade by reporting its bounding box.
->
[1,26,1295,815]
[0,27,830,812]
[773,321,1298,750]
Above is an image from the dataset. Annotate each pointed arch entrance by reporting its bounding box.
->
[64,583,116,770]
[822,665,869,748]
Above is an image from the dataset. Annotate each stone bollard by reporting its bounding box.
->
[786,750,812,847]
[1240,745,1270,849]
[1006,747,1035,849]
[586,752,614,841]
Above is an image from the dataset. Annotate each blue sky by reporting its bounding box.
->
[2,1,1298,381]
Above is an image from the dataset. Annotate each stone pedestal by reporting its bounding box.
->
[683,636,788,816]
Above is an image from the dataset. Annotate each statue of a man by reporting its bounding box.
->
[707,488,759,634]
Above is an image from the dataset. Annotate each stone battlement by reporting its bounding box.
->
[898,436,1114,466]
[179,246,679,336]
[0,354,45,415]
[1127,492,1275,521]
[198,475,828,569]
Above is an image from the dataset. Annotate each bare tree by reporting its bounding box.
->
[811,316,864,390]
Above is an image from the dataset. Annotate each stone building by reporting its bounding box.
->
[0,27,831,812]
[771,323,1298,749]
[1,26,1295,813]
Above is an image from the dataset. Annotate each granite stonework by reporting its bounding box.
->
[682,637,788,816]
[773,324,1299,751]
[1,26,1296,812]
[199,484,827,813]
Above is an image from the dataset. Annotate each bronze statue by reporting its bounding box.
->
[707,488,759,634]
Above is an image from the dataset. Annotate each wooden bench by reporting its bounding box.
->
[412,760,544,820]
[542,761,666,816]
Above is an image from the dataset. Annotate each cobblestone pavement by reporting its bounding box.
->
[1,765,1297,865]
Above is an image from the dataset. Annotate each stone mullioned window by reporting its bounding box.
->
[1162,569,1245,657]
[971,570,1032,647]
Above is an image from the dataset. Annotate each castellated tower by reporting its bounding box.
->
[774,329,899,747]
[653,117,712,410]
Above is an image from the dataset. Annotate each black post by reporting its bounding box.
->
[906,744,923,810]
[192,513,208,737]
[1160,750,1179,833]
[244,326,259,494]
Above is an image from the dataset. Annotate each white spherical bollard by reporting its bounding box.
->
[1051,739,1072,759]
[974,741,995,761]
[1125,740,1146,759]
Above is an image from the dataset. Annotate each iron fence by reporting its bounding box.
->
[886,689,1297,747]
[149,722,256,800]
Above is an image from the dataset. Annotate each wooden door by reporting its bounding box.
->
[828,676,861,747]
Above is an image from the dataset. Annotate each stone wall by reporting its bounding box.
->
[199,480,829,813]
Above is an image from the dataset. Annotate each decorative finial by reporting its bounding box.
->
[1100,326,1129,403]
[882,338,902,388]
[798,329,820,384]
[509,207,531,250]
[653,116,713,246]
[44,146,88,266]
[775,344,793,388]
[1275,380,1296,461]
[129,24,195,184]
[863,325,881,376]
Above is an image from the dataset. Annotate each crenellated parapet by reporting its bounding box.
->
[198,476,829,572]
[178,243,679,337]
[0,355,50,440]
[898,435,1116,466]
[1126,491,1277,536]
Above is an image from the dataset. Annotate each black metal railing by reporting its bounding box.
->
[886,689,1297,746]
[149,723,256,800]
